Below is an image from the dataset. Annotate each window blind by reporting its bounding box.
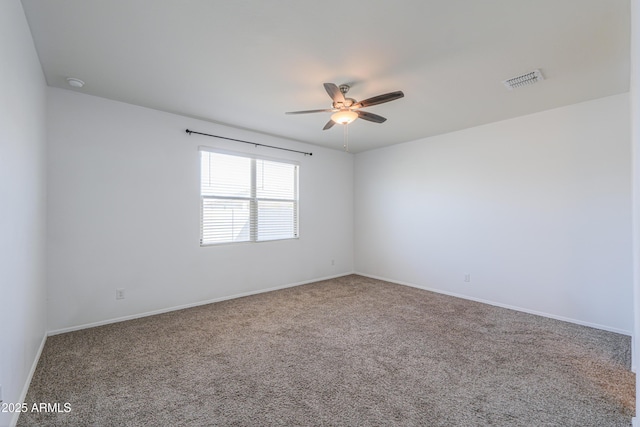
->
[200,150,299,245]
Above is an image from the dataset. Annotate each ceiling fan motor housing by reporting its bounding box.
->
[333,98,356,109]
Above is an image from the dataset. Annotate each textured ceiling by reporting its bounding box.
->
[21,0,630,153]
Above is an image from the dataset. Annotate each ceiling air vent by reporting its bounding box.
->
[502,69,544,90]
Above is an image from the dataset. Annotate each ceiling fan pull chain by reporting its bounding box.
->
[343,123,349,152]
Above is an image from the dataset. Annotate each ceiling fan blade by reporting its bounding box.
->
[356,110,387,123]
[323,83,345,104]
[355,91,404,108]
[323,119,336,130]
[285,108,335,115]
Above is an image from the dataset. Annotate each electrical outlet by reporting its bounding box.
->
[464,273,471,283]
[116,288,125,300]
[331,259,335,266]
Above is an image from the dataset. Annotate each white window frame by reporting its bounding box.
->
[199,147,299,246]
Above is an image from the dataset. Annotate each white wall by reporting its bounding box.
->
[355,93,633,334]
[46,88,354,332]
[631,0,640,425]
[0,1,48,426]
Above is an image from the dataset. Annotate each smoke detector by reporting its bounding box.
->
[66,77,85,88]
[502,69,544,90]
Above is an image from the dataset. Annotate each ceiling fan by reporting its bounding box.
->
[286,83,404,130]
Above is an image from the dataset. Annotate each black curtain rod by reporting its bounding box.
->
[185,129,312,156]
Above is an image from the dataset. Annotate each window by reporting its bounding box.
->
[200,149,299,245]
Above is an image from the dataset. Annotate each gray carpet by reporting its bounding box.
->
[18,275,635,426]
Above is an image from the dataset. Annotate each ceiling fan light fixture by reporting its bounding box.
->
[331,110,358,125]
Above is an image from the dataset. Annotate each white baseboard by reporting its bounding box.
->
[10,332,47,427]
[355,272,632,337]
[48,272,355,336]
